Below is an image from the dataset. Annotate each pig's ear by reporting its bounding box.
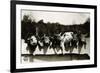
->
[25,37,30,43]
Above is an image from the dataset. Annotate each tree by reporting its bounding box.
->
[21,15,36,39]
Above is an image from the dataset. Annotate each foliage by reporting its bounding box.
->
[21,15,90,39]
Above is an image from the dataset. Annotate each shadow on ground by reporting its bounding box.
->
[21,53,90,62]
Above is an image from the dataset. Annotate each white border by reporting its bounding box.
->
[16,4,94,69]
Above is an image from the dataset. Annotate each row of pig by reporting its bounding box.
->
[22,32,87,55]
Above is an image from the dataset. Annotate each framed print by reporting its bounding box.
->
[10,0,97,72]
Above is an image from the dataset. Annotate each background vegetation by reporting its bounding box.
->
[21,15,90,39]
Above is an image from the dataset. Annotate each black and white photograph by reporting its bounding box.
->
[21,10,90,63]
[11,1,97,72]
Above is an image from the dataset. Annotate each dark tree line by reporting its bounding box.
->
[21,15,90,39]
